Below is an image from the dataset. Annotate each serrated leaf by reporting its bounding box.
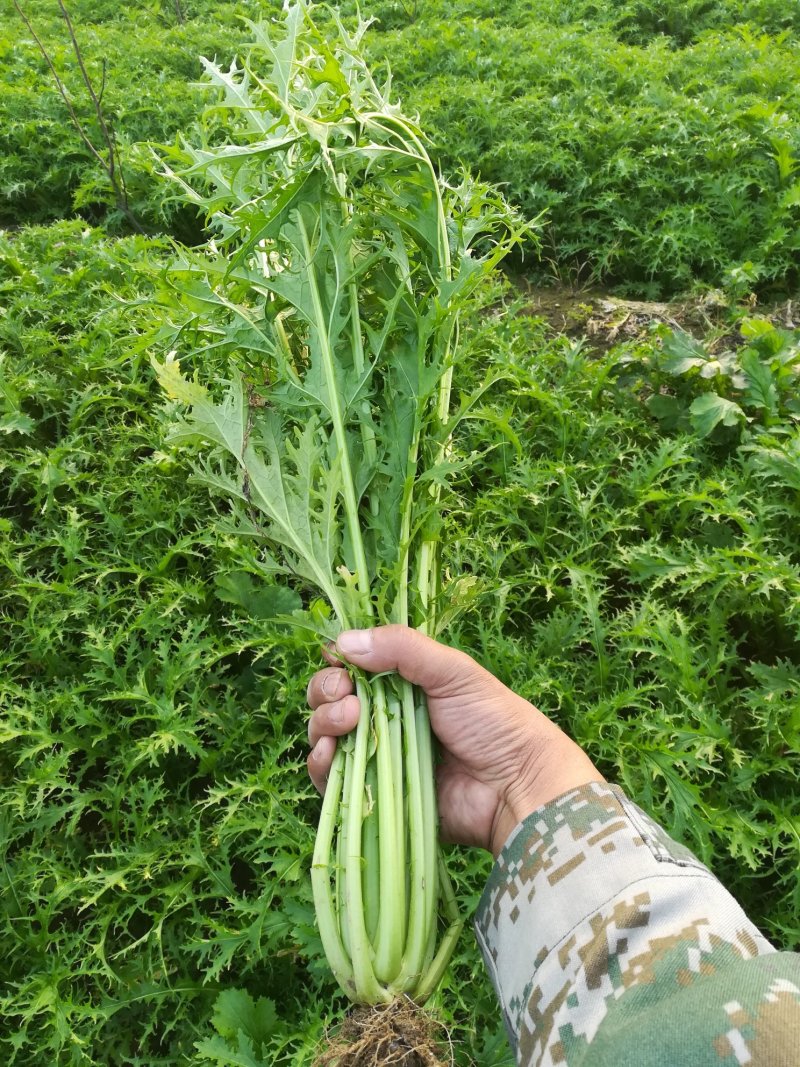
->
[0,411,34,435]
[780,180,800,209]
[747,439,800,491]
[214,571,301,618]
[211,988,278,1045]
[740,349,779,416]
[195,1033,266,1067]
[151,353,210,406]
[197,57,270,135]
[165,368,248,460]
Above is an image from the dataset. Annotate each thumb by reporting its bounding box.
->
[335,624,489,697]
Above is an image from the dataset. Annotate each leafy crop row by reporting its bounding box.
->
[369,7,800,295]
[0,221,510,1062]
[1,0,274,233]
[1,2,798,1064]
[2,219,798,1063]
[445,303,800,949]
[4,0,800,294]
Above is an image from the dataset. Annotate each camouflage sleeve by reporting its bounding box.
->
[474,781,800,1066]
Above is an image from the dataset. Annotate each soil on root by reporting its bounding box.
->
[314,1000,453,1067]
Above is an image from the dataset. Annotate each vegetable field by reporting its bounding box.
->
[1,1,799,1064]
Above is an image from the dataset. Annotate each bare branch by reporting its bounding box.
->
[13,0,146,233]
[12,0,109,175]
[98,57,107,107]
[57,0,119,188]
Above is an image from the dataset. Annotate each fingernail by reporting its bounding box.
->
[329,700,344,725]
[321,672,339,699]
[336,629,372,657]
[310,740,323,762]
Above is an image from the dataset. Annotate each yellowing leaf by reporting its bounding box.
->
[151,353,209,406]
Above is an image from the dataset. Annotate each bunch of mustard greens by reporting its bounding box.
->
[153,1,526,1004]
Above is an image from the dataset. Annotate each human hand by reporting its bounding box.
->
[306,625,602,857]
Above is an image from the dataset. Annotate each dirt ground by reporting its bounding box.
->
[513,280,798,349]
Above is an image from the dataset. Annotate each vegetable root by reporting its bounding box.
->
[314,1000,452,1067]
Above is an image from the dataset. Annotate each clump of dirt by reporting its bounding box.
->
[314,1001,452,1067]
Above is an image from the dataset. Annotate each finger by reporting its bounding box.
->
[321,642,342,667]
[307,694,360,747]
[306,666,354,710]
[307,735,337,794]
[334,624,495,697]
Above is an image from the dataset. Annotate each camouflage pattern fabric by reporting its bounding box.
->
[474,782,800,1065]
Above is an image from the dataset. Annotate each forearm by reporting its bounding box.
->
[475,781,800,1066]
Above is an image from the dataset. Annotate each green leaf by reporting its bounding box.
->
[646,393,682,429]
[197,57,271,135]
[740,349,779,417]
[214,571,302,619]
[153,356,248,459]
[781,181,800,209]
[688,393,745,437]
[194,1033,266,1067]
[211,988,278,1045]
[0,411,34,435]
[746,437,800,492]
[660,330,708,375]
[739,317,778,343]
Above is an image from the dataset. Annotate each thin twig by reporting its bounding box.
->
[98,57,107,106]
[12,0,108,174]
[13,0,145,233]
[56,0,122,199]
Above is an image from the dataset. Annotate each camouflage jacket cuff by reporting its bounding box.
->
[473,781,775,1064]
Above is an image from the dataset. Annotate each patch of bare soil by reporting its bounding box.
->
[515,281,798,349]
[314,1001,453,1067]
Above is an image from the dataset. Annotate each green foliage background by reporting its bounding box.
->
[4,0,800,292]
[1,0,798,1063]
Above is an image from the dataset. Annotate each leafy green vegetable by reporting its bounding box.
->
[689,393,745,437]
[153,2,526,1004]
[641,319,800,439]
